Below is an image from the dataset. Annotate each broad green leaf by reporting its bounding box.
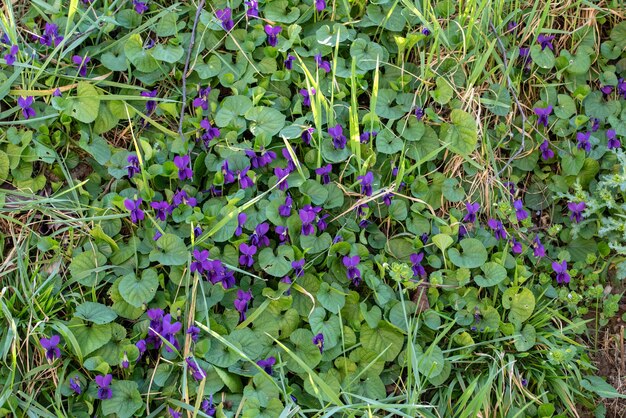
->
[514,324,536,352]
[300,232,332,254]
[149,234,188,266]
[316,282,345,314]
[71,319,112,356]
[474,262,507,287]
[67,82,100,123]
[75,302,117,325]
[215,96,252,127]
[430,77,454,105]
[448,238,487,268]
[530,44,555,69]
[118,269,159,307]
[360,321,404,362]
[69,249,107,286]
[151,44,184,63]
[581,376,626,399]
[350,39,386,71]
[124,34,159,72]
[417,345,445,378]
[502,287,535,323]
[101,380,143,418]
[299,180,328,205]
[440,109,478,155]
[245,107,286,137]
[258,246,294,277]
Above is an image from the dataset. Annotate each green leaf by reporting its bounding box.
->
[71,320,112,357]
[482,83,511,116]
[417,345,445,378]
[66,82,100,123]
[514,324,536,352]
[124,34,159,72]
[149,234,188,266]
[440,109,478,155]
[375,130,404,154]
[245,107,286,137]
[581,376,626,399]
[69,249,107,286]
[258,246,294,277]
[530,44,555,69]
[432,234,453,252]
[474,262,507,287]
[300,232,332,254]
[388,200,408,221]
[101,380,143,418]
[448,238,488,268]
[502,287,535,324]
[215,96,252,127]
[151,44,184,63]
[75,302,117,325]
[610,21,626,50]
[554,94,576,119]
[583,91,621,122]
[0,150,10,181]
[360,321,404,362]
[350,38,386,71]
[442,178,464,202]
[118,269,159,308]
[299,180,328,205]
[316,24,350,46]
[568,238,597,263]
[263,0,300,23]
[155,12,179,37]
[317,282,346,314]
[430,77,454,105]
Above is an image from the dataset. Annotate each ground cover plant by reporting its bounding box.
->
[1,0,626,417]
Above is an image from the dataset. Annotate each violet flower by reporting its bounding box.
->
[281,148,296,172]
[202,395,216,416]
[18,96,36,119]
[568,202,585,223]
[257,356,276,375]
[279,193,293,217]
[422,28,431,36]
[600,85,613,96]
[191,249,211,275]
[239,243,257,267]
[200,119,220,146]
[519,47,532,71]
[343,255,361,285]
[237,166,254,189]
[5,45,18,65]
[299,205,320,236]
[300,88,315,107]
[193,86,211,110]
[314,54,331,73]
[126,154,140,178]
[276,225,289,244]
[607,129,620,149]
[250,223,270,248]
[382,193,393,206]
[463,202,480,223]
[533,105,552,128]
[265,25,282,47]
[317,213,329,230]
[39,23,63,47]
[552,260,570,284]
[576,131,591,152]
[410,253,426,278]
[292,259,305,278]
[421,233,429,244]
[245,0,259,18]
[215,8,234,31]
[133,0,148,14]
[414,106,424,120]
[275,166,291,191]
[313,333,324,353]
[194,226,202,238]
[141,89,158,114]
[329,124,347,150]
[537,34,555,51]
[235,213,247,236]
[124,198,144,223]
[511,238,522,254]
[150,201,169,222]
[302,127,314,145]
[72,55,90,77]
[359,131,377,144]
[591,118,600,132]
[315,0,326,11]
[173,155,193,180]
[121,352,129,369]
[169,408,182,418]
[234,290,252,322]
[513,200,528,222]
[285,54,295,70]
[539,140,554,160]
[619,78,626,99]
[69,376,82,394]
[532,235,546,258]
[315,164,332,184]
[357,172,374,196]
[95,374,113,400]
[186,357,206,381]
[40,335,61,361]
[161,314,182,352]
[487,219,506,240]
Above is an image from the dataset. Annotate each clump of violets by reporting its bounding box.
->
[539,140,554,160]
[279,193,293,217]
[568,202,586,223]
[126,154,140,178]
[276,225,289,244]
[552,260,570,284]
[359,131,377,144]
[314,54,331,73]
[245,0,259,18]
[357,172,374,196]
[191,249,211,275]
[576,131,591,152]
[95,374,113,400]
[200,119,220,146]
[5,45,18,65]
[257,357,276,375]
[343,255,361,285]
[161,314,182,352]
[511,238,522,254]
[414,106,425,120]
[72,55,90,77]
[537,34,555,51]
[487,219,507,240]
[173,155,193,180]
[39,23,63,47]
[329,124,347,149]
[607,129,620,149]
[264,25,282,47]
[234,290,252,322]
[239,243,257,267]
[299,205,321,236]
[215,8,234,31]
[410,253,426,278]
[313,333,324,353]
[193,86,211,110]
[250,223,270,248]
[186,357,206,381]
[463,202,480,223]
[533,105,552,128]
[285,54,295,70]
[18,96,36,119]
[40,335,61,361]
[151,200,169,221]
[513,200,528,222]
[202,395,216,416]
[124,198,144,223]
[275,166,291,191]
[246,148,277,168]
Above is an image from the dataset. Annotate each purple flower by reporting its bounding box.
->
[193,86,211,110]
[519,47,532,71]
[382,193,393,206]
[359,131,377,144]
[124,198,144,223]
[173,155,193,181]
[72,55,90,77]
[39,23,63,47]
[279,193,293,217]
[513,200,528,222]
[200,119,220,146]
[168,408,182,418]
[600,85,613,96]
[591,118,600,132]
[511,238,522,254]
[302,127,314,144]
[136,339,147,359]
[487,219,506,240]
[215,8,234,31]
[532,235,546,258]
[223,161,235,184]
[133,0,148,14]
[313,333,324,353]
[343,256,361,285]
[274,167,291,191]
[317,213,329,230]
[53,88,62,97]
[141,89,158,114]
[314,54,331,73]
[202,395,216,416]
[186,357,206,381]
[172,189,196,207]
[276,225,289,244]
[161,314,182,352]
[552,260,570,284]
[18,96,36,119]
[194,226,202,238]
[285,54,295,70]
[235,212,247,236]
[607,129,620,149]
[153,231,162,241]
[329,124,347,149]
[121,352,129,368]
[292,259,305,278]
[357,172,374,196]
[5,45,18,65]
[245,0,259,18]
[576,131,591,152]
[414,106,424,120]
[533,105,553,128]
[333,235,343,244]
[187,326,200,342]
[239,243,257,267]
[537,34,555,51]
[40,335,61,361]
[539,140,554,160]
[458,224,468,239]
[315,0,326,11]
[507,21,518,32]
[619,78,626,99]
[265,25,282,47]
[463,202,480,223]
[410,253,426,278]
[250,223,270,248]
[568,202,585,223]
[422,28,431,36]
[234,290,252,322]
[69,376,81,394]
[315,164,332,184]
[95,374,113,400]
[281,148,296,172]
[191,249,211,275]
[257,356,276,375]
[126,154,140,178]
[300,88,315,107]
[238,166,254,189]
[299,205,320,236]
[246,148,276,168]
[421,233,429,244]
